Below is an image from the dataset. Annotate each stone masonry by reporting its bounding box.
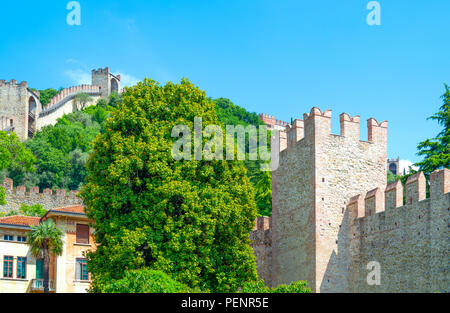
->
[251,107,449,293]
[0,67,121,141]
[0,178,82,213]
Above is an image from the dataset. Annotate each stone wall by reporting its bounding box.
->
[250,216,272,286]
[0,178,83,213]
[1,67,120,140]
[0,80,31,140]
[268,107,387,292]
[347,169,449,293]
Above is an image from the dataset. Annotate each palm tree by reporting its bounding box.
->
[28,219,64,293]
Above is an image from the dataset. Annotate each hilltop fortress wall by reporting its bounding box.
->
[0,67,121,140]
[251,107,449,293]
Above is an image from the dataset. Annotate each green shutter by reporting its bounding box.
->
[36,259,43,279]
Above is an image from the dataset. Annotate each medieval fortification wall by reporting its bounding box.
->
[0,178,82,213]
[251,107,449,293]
[0,67,120,141]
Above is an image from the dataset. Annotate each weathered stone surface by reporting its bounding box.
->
[250,107,449,293]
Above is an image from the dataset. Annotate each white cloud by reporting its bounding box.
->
[64,69,91,85]
[399,160,419,175]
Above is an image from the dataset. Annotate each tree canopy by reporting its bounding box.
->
[80,78,259,292]
[0,131,36,204]
[416,84,450,174]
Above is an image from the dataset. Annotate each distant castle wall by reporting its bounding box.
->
[36,85,102,130]
[0,67,120,140]
[0,178,83,213]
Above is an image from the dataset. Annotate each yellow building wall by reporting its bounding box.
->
[0,215,96,293]
[0,228,37,293]
[52,216,95,293]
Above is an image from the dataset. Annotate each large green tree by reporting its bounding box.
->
[214,98,272,215]
[80,78,258,292]
[416,84,450,173]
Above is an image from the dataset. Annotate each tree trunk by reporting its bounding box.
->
[43,240,50,293]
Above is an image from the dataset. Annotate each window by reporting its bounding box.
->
[17,236,27,242]
[3,235,13,241]
[17,257,26,279]
[3,256,13,278]
[76,258,88,281]
[76,224,89,244]
[36,259,43,279]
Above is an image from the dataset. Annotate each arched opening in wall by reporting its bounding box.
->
[111,78,119,93]
[28,96,36,138]
[389,163,397,175]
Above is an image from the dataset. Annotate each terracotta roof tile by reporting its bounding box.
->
[51,205,86,215]
[0,215,40,227]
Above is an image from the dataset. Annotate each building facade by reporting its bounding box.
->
[0,205,95,293]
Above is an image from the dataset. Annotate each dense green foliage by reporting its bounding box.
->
[80,78,259,293]
[3,96,118,191]
[214,98,272,216]
[240,280,311,293]
[0,131,36,204]
[102,269,194,293]
[0,204,46,218]
[74,92,94,110]
[36,88,59,107]
[416,84,450,174]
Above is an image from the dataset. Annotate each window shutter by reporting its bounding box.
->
[36,259,43,279]
[76,224,89,244]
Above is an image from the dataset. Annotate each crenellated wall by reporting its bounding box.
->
[250,216,273,286]
[36,85,102,130]
[346,169,449,293]
[269,107,388,292]
[0,67,121,140]
[259,113,290,131]
[0,178,83,213]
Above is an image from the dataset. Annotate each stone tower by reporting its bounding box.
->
[0,80,41,140]
[91,67,121,98]
[270,107,387,292]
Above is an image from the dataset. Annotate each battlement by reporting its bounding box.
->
[347,169,449,222]
[259,113,290,128]
[92,67,110,75]
[275,107,388,153]
[46,85,102,107]
[0,79,28,88]
[253,216,271,231]
[1,178,83,213]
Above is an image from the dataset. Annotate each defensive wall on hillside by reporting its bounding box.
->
[0,67,121,140]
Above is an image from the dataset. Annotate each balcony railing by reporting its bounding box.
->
[30,279,55,292]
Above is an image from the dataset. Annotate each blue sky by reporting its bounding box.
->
[0,0,449,163]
